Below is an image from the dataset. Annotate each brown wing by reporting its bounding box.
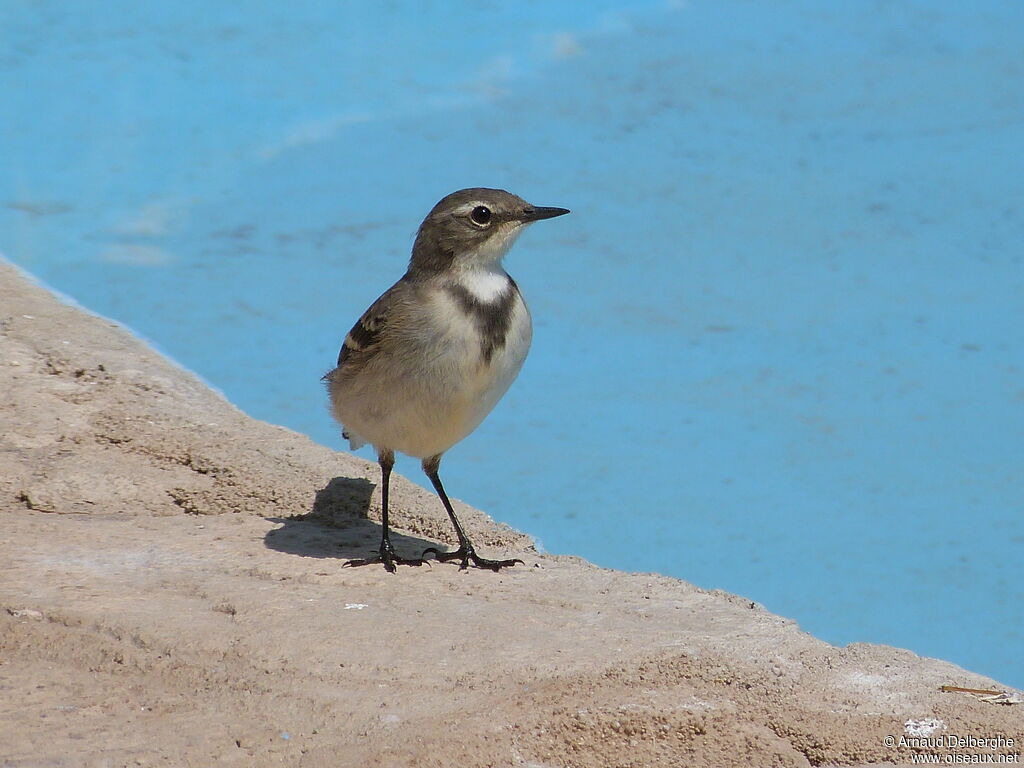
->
[332,278,410,372]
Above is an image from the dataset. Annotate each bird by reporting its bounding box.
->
[324,188,570,572]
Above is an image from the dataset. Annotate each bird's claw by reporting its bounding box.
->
[422,545,523,571]
[343,547,427,572]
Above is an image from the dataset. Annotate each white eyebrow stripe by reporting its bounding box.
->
[453,202,486,216]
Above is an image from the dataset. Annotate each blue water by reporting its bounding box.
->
[3,1,1022,687]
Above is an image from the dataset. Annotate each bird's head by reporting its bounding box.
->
[410,188,569,274]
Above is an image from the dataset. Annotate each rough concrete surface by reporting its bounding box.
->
[1,260,1020,767]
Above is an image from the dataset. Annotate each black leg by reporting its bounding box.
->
[420,454,523,571]
[344,449,424,572]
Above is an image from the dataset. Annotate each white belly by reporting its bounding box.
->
[332,285,532,459]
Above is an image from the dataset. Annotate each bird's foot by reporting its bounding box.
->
[343,542,426,573]
[422,544,523,571]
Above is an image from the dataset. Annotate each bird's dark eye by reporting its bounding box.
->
[470,206,492,226]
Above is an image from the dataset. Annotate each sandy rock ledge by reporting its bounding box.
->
[1,259,1020,767]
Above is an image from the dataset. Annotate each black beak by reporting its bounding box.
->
[521,205,571,222]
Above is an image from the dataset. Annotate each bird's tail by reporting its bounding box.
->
[341,428,366,451]
[324,368,366,450]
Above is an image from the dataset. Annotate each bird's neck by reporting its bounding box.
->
[449,264,514,304]
[410,226,524,276]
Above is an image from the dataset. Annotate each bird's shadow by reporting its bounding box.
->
[263,475,437,560]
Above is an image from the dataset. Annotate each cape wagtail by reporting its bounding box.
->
[324,188,570,572]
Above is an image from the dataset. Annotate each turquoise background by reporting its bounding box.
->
[2,1,1022,687]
